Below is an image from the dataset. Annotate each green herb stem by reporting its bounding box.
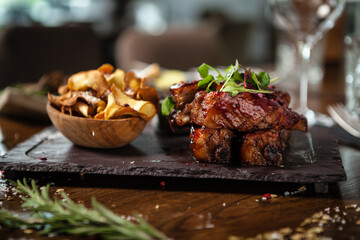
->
[0,179,168,240]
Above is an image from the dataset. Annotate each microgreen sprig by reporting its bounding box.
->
[197,60,276,96]
[0,179,168,240]
[161,61,278,116]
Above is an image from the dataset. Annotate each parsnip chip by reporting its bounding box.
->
[96,100,107,113]
[122,72,141,94]
[50,63,159,121]
[97,63,114,75]
[106,69,125,89]
[72,101,95,118]
[68,70,108,96]
[48,91,101,107]
[112,107,141,119]
[61,106,72,115]
[94,112,105,119]
[111,85,156,121]
[101,94,122,120]
[134,86,159,108]
[48,92,76,107]
[58,84,69,95]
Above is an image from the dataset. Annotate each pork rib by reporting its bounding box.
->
[190,126,234,163]
[190,126,289,166]
[189,91,307,132]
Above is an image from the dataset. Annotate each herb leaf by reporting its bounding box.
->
[196,60,276,97]
[257,72,270,88]
[197,63,209,78]
[0,179,168,240]
[161,96,175,116]
[251,72,261,90]
[198,75,214,89]
[222,81,274,97]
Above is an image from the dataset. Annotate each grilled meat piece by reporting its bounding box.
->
[167,80,306,166]
[170,81,199,110]
[189,91,307,132]
[190,126,289,166]
[190,125,234,163]
[239,129,290,166]
[172,90,206,127]
[170,84,301,131]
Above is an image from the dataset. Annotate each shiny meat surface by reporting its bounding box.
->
[190,126,234,163]
[239,129,290,166]
[190,126,289,165]
[172,91,206,127]
[189,91,307,132]
[167,81,306,166]
[170,81,199,110]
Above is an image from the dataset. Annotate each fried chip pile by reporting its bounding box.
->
[48,64,159,121]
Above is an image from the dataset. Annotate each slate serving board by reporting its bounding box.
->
[0,125,346,184]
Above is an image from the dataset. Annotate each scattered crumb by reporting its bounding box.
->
[24,229,34,234]
[345,204,357,209]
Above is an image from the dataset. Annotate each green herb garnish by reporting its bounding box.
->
[0,179,168,240]
[161,96,175,116]
[197,60,276,96]
[161,61,277,116]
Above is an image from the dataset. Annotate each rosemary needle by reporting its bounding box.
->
[0,179,168,240]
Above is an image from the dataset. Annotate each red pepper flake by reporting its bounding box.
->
[338,159,341,162]
[186,163,189,166]
[263,193,272,199]
[160,181,166,187]
[39,157,47,161]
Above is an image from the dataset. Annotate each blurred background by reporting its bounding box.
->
[0,0,356,89]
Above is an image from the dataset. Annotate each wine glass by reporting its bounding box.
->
[270,0,345,126]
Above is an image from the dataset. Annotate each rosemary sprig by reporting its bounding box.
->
[0,179,168,240]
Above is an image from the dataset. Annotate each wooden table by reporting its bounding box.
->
[1,63,360,240]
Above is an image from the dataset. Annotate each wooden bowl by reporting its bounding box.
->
[46,102,147,148]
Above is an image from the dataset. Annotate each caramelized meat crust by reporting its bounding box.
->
[170,81,199,110]
[190,126,234,163]
[190,126,289,165]
[167,80,306,166]
[239,129,290,166]
[189,91,307,132]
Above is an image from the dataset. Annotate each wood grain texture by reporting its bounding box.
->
[46,102,147,148]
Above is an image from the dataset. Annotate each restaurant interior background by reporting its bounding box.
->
[0,0,358,91]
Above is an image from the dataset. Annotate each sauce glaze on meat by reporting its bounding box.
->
[167,80,307,166]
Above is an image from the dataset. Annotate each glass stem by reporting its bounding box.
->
[299,42,312,114]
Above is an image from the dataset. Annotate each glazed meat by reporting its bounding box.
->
[190,126,234,163]
[239,129,290,166]
[190,126,289,166]
[178,90,307,132]
[170,81,199,110]
[166,79,307,166]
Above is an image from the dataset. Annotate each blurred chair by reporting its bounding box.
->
[115,26,228,71]
[0,26,103,89]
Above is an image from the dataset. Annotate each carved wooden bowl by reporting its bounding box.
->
[46,102,147,148]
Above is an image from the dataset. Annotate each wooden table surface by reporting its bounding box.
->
[1,64,360,240]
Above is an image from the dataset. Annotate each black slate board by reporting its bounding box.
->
[0,125,346,184]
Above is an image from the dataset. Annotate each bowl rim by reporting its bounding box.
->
[46,102,145,123]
